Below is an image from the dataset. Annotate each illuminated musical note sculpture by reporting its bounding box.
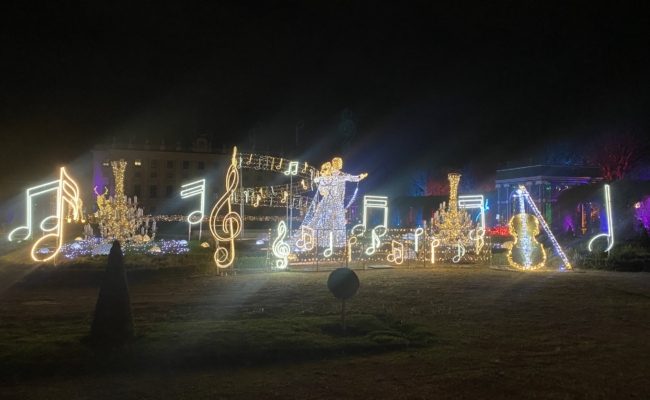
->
[588,184,614,253]
[414,227,424,253]
[272,221,291,269]
[506,189,547,270]
[347,236,358,262]
[296,226,315,251]
[9,179,61,242]
[284,161,299,176]
[180,179,205,241]
[364,226,386,256]
[459,194,486,252]
[452,242,467,264]
[323,231,334,257]
[387,240,404,264]
[7,167,83,262]
[430,236,441,264]
[350,195,388,256]
[209,147,243,268]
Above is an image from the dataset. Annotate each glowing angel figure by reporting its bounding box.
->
[304,157,367,248]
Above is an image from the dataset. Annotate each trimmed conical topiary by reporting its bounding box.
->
[90,240,134,346]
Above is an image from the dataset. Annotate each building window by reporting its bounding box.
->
[133,185,141,197]
[149,185,157,198]
[134,171,141,178]
[165,185,173,198]
[150,171,158,178]
[167,160,174,168]
[166,172,173,179]
[182,160,189,169]
[198,161,205,170]
[134,159,142,167]
[151,159,158,168]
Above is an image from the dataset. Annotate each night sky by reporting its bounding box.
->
[1,2,648,197]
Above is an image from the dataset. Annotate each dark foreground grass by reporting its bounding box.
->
[0,264,649,399]
[0,313,433,380]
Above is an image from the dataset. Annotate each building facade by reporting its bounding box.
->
[495,165,601,229]
[91,137,229,215]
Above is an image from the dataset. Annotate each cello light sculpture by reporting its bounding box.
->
[588,184,614,253]
[180,178,206,241]
[209,147,243,268]
[516,185,572,270]
[506,189,547,270]
[8,167,83,262]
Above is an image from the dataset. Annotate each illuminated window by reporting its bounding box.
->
[134,159,142,167]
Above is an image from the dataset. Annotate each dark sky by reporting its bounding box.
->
[1,1,649,196]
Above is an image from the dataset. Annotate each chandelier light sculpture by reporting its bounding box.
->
[95,159,146,242]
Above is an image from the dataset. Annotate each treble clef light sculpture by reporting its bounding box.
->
[209,146,243,268]
[272,221,291,269]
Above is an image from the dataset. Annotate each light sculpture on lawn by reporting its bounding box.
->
[588,184,614,253]
[301,157,367,248]
[8,167,83,262]
[209,147,242,268]
[507,185,572,270]
[351,195,388,256]
[180,178,206,241]
[95,160,147,243]
[272,221,290,269]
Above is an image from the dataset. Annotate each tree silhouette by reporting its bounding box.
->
[589,133,646,181]
[90,240,134,346]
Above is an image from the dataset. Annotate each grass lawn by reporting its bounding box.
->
[0,259,649,399]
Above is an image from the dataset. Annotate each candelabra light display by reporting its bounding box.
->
[95,159,149,242]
